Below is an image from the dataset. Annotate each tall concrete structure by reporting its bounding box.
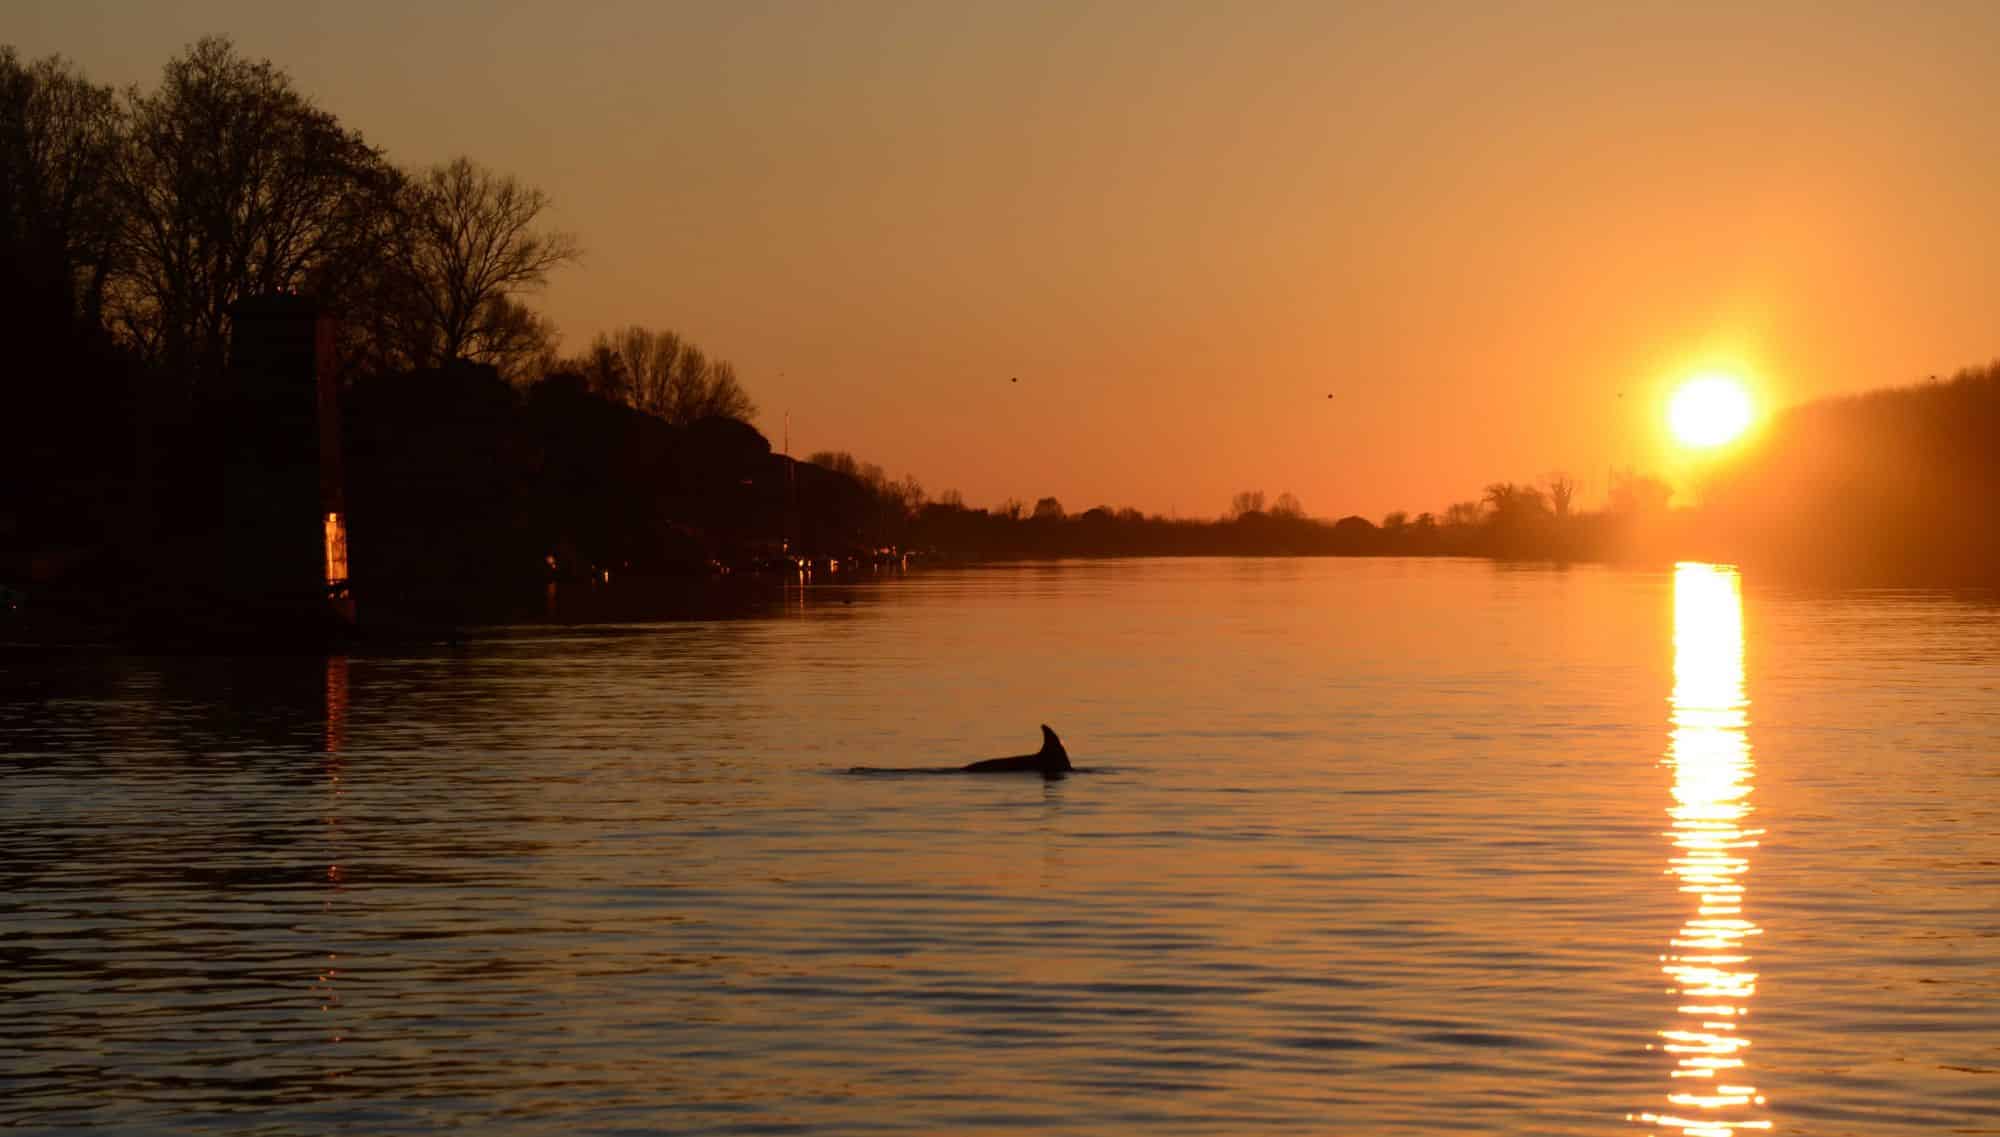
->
[222,295,355,630]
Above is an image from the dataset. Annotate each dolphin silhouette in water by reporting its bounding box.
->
[845,725,1078,779]
[961,724,1071,778]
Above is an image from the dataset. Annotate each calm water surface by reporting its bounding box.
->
[2,558,1996,1135]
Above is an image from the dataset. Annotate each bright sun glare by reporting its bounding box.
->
[1667,374,1754,449]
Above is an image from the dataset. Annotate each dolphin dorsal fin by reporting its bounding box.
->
[1037,724,1071,773]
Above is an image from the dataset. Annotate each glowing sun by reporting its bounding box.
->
[1667,374,1754,448]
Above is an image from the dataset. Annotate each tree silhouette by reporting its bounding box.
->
[392,156,577,373]
[1229,490,1266,518]
[1482,481,1550,522]
[467,295,561,383]
[110,37,395,381]
[0,48,123,333]
[806,450,861,479]
[1544,471,1578,518]
[579,325,756,424]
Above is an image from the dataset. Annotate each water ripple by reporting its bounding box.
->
[3,559,1996,1134]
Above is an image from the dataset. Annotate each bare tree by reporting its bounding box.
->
[571,324,756,424]
[1229,490,1266,518]
[111,37,396,380]
[682,359,756,423]
[0,48,124,333]
[1544,471,1578,519]
[594,325,680,410]
[1271,491,1305,519]
[1382,510,1408,530]
[885,474,925,519]
[395,155,578,370]
[1443,500,1483,527]
[1031,496,1065,521]
[562,340,626,400]
[807,450,861,478]
[472,294,560,383]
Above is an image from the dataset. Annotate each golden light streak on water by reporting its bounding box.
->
[325,653,349,756]
[1634,564,1770,1136]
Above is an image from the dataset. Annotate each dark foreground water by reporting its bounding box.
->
[2,558,1996,1135]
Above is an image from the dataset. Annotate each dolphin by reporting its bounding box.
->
[962,724,1071,779]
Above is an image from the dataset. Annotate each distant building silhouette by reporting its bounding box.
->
[222,295,354,628]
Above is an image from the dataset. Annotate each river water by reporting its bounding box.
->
[2,558,1995,1134]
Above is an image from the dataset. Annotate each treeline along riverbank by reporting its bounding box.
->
[5,38,1995,643]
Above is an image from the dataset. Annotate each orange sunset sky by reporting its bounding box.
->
[15,1,2000,519]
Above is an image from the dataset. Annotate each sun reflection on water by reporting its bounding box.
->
[1637,564,1770,1136]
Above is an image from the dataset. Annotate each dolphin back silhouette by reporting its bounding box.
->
[962,724,1071,778]
[845,725,1076,780]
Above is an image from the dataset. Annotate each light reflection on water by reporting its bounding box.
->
[322,655,349,1039]
[325,654,349,757]
[1638,564,1770,1136]
[3,558,1997,1135]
